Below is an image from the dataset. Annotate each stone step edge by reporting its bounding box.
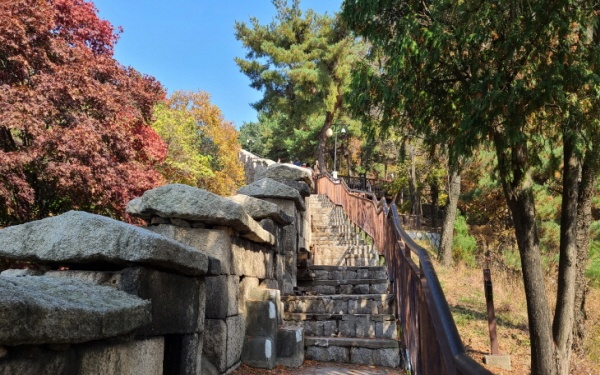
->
[282,294,394,301]
[297,279,388,286]
[284,313,395,322]
[307,265,387,271]
[305,336,399,350]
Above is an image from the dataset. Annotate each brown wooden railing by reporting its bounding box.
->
[315,174,492,375]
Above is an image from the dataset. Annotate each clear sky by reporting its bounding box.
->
[93,0,343,128]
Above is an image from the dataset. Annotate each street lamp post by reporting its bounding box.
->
[325,125,346,179]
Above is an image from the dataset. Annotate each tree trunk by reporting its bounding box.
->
[553,134,580,375]
[573,142,600,351]
[496,140,558,375]
[317,112,335,174]
[317,95,343,174]
[431,182,439,229]
[439,165,460,266]
[408,145,421,216]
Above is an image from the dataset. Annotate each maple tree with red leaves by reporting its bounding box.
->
[0,0,167,225]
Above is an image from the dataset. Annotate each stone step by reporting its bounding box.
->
[304,337,400,368]
[283,294,395,315]
[312,244,375,252]
[309,265,387,279]
[314,258,379,267]
[312,250,376,260]
[284,313,397,340]
[313,253,380,267]
[312,240,366,247]
[312,224,357,232]
[296,279,389,295]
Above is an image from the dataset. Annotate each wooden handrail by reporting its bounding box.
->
[315,174,492,375]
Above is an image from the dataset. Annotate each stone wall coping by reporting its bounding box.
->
[0,275,151,346]
[127,184,275,245]
[237,178,305,212]
[227,194,294,225]
[0,211,211,276]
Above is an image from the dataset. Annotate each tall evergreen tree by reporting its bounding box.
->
[235,0,365,171]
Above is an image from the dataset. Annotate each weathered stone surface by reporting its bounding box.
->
[201,355,220,375]
[203,319,227,372]
[148,225,232,275]
[0,346,71,375]
[276,326,304,368]
[238,277,259,315]
[203,315,245,372]
[164,333,204,375]
[0,276,150,346]
[198,279,207,331]
[484,354,512,371]
[237,178,305,212]
[0,211,209,277]
[306,346,349,363]
[239,150,275,185]
[242,337,276,369]
[245,301,278,338]
[232,238,274,279]
[78,337,164,375]
[226,315,246,369]
[259,279,279,290]
[0,269,43,277]
[205,275,239,319]
[120,267,200,336]
[227,194,294,225]
[127,184,275,245]
[45,270,122,288]
[350,347,400,368]
[281,180,311,197]
[258,163,313,189]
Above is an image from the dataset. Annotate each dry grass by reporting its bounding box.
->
[434,258,600,374]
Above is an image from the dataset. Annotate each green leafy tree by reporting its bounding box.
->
[161,91,245,196]
[343,0,600,373]
[152,101,214,186]
[235,0,365,172]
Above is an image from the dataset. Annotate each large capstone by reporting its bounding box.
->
[237,178,305,212]
[227,194,294,225]
[258,163,314,189]
[127,184,274,245]
[0,211,210,276]
[0,276,151,345]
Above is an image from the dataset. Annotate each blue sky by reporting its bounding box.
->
[93,0,343,128]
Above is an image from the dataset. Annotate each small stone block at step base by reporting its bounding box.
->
[306,346,349,363]
[276,326,304,368]
[484,354,511,371]
[241,337,276,369]
[245,301,278,337]
[351,347,400,368]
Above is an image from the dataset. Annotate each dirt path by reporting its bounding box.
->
[230,361,405,375]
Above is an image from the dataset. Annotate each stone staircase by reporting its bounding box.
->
[282,194,401,368]
[309,195,380,267]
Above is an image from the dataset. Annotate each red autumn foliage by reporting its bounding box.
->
[0,0,167,225]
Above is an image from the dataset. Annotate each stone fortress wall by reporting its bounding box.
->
[0,152,313,375]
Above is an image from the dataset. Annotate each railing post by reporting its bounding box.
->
[483,268,499,355]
